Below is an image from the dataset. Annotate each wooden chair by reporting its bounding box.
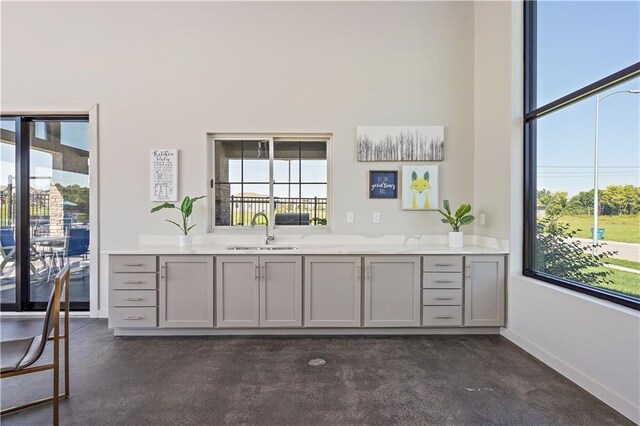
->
[1,265,71,425]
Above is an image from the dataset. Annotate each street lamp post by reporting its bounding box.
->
[592,89,640,250]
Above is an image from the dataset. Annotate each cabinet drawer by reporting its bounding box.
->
[111,290,157,307]
[423,256,462,273]
[422,306,462,326]
[109,307,157,328]
[423,272,462,289]
[422,289,462,306]
[111,256,157,273]
[111,273,157,290]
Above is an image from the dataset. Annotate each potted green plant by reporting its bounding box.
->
[150,195,205,247]
[437,200,475,247]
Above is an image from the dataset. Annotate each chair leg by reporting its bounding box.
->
[53,289,60,426]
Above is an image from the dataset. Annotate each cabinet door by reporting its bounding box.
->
[259,256,302,327]
[464,256,505,327]
[159,256,214,328]
[364,256,420,327]
[216,256,259,328]
[304,256,362,327]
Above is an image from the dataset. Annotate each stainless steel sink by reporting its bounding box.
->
[226,246,298,251]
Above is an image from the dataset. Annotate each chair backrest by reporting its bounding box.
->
[38,266,70,359]
[66,228,89,257]
[15,266,69,371]
[0,227,15,257]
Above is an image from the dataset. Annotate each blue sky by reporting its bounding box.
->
[536,0,640,196]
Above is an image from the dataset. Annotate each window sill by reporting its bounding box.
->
[522,270,640,311]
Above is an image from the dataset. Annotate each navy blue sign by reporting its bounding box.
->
[369,171,398,199]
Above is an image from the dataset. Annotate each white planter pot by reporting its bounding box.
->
[448,231,464,248]
[179,234,193,248]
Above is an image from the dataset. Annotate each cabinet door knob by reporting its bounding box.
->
[435,315,453,319]
[124,316,143,320]
[124,263,144,267]
[434,297,453,301]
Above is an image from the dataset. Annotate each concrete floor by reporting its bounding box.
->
[0,318,632,425]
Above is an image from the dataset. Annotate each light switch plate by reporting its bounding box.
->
[480,213,486,225]
[373,212,380,223]
[347,212,354,223]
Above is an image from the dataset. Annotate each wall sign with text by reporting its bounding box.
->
[369,170,398,199]
[150,149,178,202]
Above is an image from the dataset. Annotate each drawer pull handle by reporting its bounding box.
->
[434,280,453,283]
[124,297,143,301]
[434,297,453,300]
[124,263,144,266]
[124,281,144,284]
[124,316,143,320]
[435,315,453,319]
[435,263,453,267]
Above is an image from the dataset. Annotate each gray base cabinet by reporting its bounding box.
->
[159,256,214,328]
[109,255,158,329]
[304,256,362,327]
[364,256,421,327]
[216,256,302,328]
[464,255,505,327]
[216,256,260,328]
[260,256,302,327]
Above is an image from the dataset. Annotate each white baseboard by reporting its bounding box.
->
[96,309,108,319]
[501,327,640,424]
[114,327,502,336]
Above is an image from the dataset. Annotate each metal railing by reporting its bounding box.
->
[229,196,327,226]
[1,191,51,233]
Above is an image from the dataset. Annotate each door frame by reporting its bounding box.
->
[0,104,99,315]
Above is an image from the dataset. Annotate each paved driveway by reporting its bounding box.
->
[575,238,640,262]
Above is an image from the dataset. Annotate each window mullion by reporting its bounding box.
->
[268,137,275,227]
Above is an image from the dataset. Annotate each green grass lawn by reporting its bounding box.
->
[559,214,640,243]
[589,266,640,298]
[605,258,640,271]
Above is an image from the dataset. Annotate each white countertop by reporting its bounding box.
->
[102,234,509,255]
[103,244,507,255]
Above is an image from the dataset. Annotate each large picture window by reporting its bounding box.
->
[524,1,640,309]
[211,135,329,229]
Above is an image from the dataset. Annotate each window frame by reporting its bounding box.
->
[523,1,640,310]
[207,132,332,233]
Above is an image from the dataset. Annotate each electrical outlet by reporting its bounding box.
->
[373,212,380,223]
[480,213,486,226]
[347,212,354,223]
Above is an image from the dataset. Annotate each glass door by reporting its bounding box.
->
[0,116,90,311]
[0,119,18,310]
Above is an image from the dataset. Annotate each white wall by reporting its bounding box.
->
[473,1,640,422]
[1,1,475,249]
[472,1,512,240]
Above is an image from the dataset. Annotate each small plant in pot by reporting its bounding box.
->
[150,195,205,247]
[437,200,475,248]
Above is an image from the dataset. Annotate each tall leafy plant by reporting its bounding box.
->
[150,195,205,235]
[437,200,475,232]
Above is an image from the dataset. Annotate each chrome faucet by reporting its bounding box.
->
[251,212,275,245]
